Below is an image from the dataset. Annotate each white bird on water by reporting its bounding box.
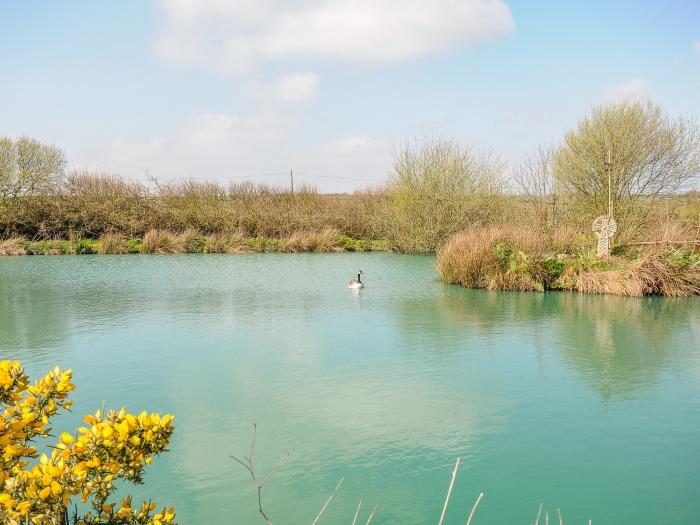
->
[348,270,364,289]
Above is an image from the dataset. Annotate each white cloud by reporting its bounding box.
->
[83,111,299,181]
[243,73,319,104]
[602,79,648,103]
[154,0,515,73]
[76,115,390,191]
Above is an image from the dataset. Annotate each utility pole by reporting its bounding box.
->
[605,149,612,218]
[290,169,294,196]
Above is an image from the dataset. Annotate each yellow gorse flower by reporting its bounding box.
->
[0,360,176,525]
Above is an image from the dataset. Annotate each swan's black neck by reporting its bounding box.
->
[357,273,362,283]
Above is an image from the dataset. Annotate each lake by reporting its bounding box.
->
[1,254,699,524]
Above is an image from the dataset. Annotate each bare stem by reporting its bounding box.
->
[438,457,461,525]
[351,500,362,525]
[231,424,289,525]
[365,504,378,525]
[534,503,543,525]
[465,492,484,525]
[311,477,344,525]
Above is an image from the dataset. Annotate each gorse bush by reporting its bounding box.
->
[0,360,175,525]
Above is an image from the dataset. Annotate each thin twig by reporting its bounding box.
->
[365,504,378,525]
[534,503,543,525]
[438,457,461,525]
[545,510,549,525]
[231,423,289,525]
[351,500,362,525]
[260,452,290,487]
[465,492,484,525]
[557,508,563,525]
[311,477,344,525]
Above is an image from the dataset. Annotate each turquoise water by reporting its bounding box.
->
[1,254,699,524]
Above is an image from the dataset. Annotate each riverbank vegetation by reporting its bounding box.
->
[0,359,175,525]
[436,225,700,297]
[1,99,699,295]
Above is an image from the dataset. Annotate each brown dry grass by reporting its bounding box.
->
[141,229,185,254]
[576,252,700,297]
[206,231,253,253]
[281,228,342,253]
[436,225,546,290]
[0,237,27,256]
[98,232,126,254]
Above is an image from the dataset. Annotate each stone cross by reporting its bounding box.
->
[592,215,617,257]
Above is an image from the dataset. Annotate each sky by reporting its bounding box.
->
[1,0,699,192]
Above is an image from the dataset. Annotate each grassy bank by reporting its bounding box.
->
[436,226,700,297]
[0,229,390,256]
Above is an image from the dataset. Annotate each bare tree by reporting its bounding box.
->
[0,136,67,202]
[553,99,700,229]
[513,144,558,228]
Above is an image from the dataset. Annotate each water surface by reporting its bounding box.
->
[1,254,699,524]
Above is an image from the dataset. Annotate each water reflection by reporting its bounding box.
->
[2,254,699,524]
[552,294,698,398]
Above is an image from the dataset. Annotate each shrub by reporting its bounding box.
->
[0,359,175,525]
[387,137,505,253]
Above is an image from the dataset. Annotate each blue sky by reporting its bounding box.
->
[2,0,699,191]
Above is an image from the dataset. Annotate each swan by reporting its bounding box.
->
[348,270,364,289]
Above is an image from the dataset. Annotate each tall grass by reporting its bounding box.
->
[98,232,127,254]
[0,237,26,256]
[141,229,185,254]
[436,226,551,291]
[281,228,342,252]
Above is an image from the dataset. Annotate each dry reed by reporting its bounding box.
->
[436,225,547,290]
[141,229,185,254]
[98,232,126,254]
[281,228,342,253]
[0,237,26,256]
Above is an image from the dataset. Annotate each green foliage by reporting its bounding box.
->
[553,99,700,235]
[0,136,67,202]
[124,237,143,253]
[387,137,505,253]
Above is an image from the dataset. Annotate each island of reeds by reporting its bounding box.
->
[2,99,699,296]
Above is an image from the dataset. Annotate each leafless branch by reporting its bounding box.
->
[311,477,344,525]
[438,457,461,525]
[465,492,484,525]
[365,503,378,525]
[231,423,289,525]
[351,500,362,525]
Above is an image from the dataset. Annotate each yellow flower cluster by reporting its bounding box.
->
[0,360,176,525]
